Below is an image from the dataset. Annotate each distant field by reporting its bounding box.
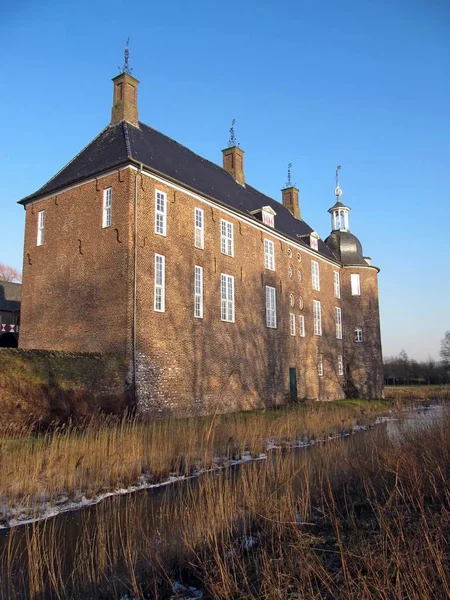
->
[384,384,450,400]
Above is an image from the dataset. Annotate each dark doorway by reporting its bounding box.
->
[0,333,18,348]
[289,367,298,401]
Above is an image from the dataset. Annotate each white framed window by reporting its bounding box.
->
[194,208,204,249]
[221,274,235,322]
[338,354,344,375]
[264,239,275,270]
[333,271,341,299]
[335,307,343,339]
[355,326,363,343]
[290,313,296,336]
[154,254,165,312]
[155,190,167,236]
[351,274,361,296]
[37,210,45,246]
[311,260,320,291]
[265,286,277,328]
[299,315,305,337]
[194,265,203,318]
[318,354,324,377]
[102,188,112,228]
[220,219,234,256]
[313,300,322,336]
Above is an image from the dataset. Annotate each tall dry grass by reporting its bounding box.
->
[0,407,448,599]
[384,384,450,401]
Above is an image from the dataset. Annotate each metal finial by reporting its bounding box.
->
[285,163,292,188]
[334,165,342,200]
[119,38,133,74]
[228,119,237,147]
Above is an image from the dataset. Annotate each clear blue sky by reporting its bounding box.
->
[2,0,449,361]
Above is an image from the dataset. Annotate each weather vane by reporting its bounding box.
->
[228,119,237,147]
[335,165,342,200]
[119,38,133,74]
[285,163,293,188]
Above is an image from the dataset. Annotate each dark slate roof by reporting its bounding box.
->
[0,281,21,312]
[19,121,337,261]
[324,231,368,266]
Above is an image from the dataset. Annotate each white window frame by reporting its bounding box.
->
[265,286,277,329]
[318,354,324,377]
[299,315,305,337]
[351,273,361,296]
[311,260,320,291]
[338,354,344,376]
[220,219,234,256]
[333,271,341,299]
[155,190,167,236]
[290,313,296,336]
[335,307,343,339]
[264,239,275,270]
[355,326,363,343]
[194,265,203,318]
[313,300,322,336]
[154,254,165,312]
[194,207,204,249]
[37,210,45,246]
[102,187,112,228]
[221,273,235,322]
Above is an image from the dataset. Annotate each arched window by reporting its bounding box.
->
[355,326,363,343]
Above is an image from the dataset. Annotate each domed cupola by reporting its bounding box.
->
[324,166,367,266]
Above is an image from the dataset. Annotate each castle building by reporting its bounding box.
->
[17,65,383,415]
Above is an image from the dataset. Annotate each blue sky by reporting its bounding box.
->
[2,0,449,360]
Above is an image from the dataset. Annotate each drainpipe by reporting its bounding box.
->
[133,164,143,402]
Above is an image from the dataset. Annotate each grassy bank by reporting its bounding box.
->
[1,406,448,599]
[384,384,450,401]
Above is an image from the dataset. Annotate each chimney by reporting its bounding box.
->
[111,72,140,127]
[222,146,245,186]
[282,186,300,219]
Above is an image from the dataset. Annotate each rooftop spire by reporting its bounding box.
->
[119,38,133,74]
[334,164,343,203]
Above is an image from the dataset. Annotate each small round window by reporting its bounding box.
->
[297,252,302,263]
[288,265,294,279]
[287,247,293,258]
[289,293,295,307]
[297,269,302,281]
[298,296,304,310]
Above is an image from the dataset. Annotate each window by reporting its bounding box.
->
[194,266,203,318]
[194,208,204,249]
[289,293,295,307]
[313,300,322,336]
[220,219,234,256]
[154,254,165,312]
[264,239,275,270]
[310,235,318,251]
[221,274,235,322]
[290,313,296,336]
[37,210,45,246]
[103,188,112,228]
[297,252,302,263]
[299,315,305,337]
[351,274,361,296]
[355,326,363,343]
[311,261,320,291]
[266,286,277,328]
[155,190,167,236]
[338,355,344,375]
[318,354,324,376]
[333,271,340,299]
[297,269,302,281]
[287,247,292,258]
[298,296,304,310]
[335,307,343,339]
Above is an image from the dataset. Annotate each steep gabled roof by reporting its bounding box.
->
[18,122,337,261]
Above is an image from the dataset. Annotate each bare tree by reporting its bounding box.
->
[0,263,22,283]
[440,330,450,367]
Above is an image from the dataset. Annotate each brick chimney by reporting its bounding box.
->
[222,146,245,186]
[111,72,140,127]
[282,186,300,219]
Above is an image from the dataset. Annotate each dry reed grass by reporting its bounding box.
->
[384,384,450,401]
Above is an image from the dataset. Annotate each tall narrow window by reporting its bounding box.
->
[335,307,343,339]
[333,271,341,298]
[103,188,112,228]
[351,274,361,296]
[338,354,344,375]
[194,266,203,318]
[265,286,277,328]
[311,261,320,291]
[154,254,165,312]
[221,274,235,322]
[290,313,296,336]
[318,354,324,377]
[220,219,234,256]
[264,239,275,270]
[355,326,363,343]
[299,315,305,337]
[155,190,167,236]
[37,210,45,246]
[194,208,204,249]
[313,300,322,336]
